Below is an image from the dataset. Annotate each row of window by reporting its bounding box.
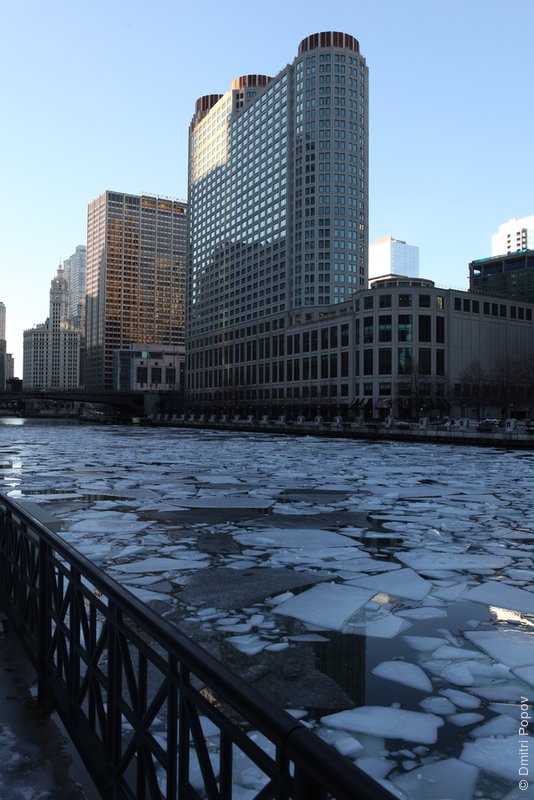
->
[454,296,532,320]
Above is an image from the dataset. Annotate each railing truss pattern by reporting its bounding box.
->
[0,492,396,800]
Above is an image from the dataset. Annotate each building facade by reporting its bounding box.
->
[368,235,419,281]
[23,266,81,390]
[85,191,187,391]
[491,215,534,256]
[187,32,368,400]
[113,344,185,392]
[469,250,534,303]
[63,245,87,329]
[187,275,534,421]
[0,301,5,390]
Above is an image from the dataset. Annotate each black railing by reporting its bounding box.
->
[0,492,397,800]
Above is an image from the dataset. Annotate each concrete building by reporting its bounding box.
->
[491,215,534,256]
[63,245,86,329]
[0,301,5,390]
[113,344,185,392]
[23,266,81,390]
[5,353,14,381]
[85,191,187,391]
[187,31,368,402]
[469,249,534,303]
[368,235,419,281]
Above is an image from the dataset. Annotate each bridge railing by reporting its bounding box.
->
[0,492,397,800]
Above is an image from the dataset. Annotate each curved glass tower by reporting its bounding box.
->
[187,32,368,405]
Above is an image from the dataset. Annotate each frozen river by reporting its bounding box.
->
[1,417,533,800]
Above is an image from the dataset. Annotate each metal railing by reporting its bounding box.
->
[0,492,397,800]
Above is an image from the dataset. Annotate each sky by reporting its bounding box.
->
[1,0,533,374]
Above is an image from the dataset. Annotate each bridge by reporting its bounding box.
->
[0,390,179,418]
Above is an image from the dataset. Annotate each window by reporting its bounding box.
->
[436,296,444,310]
[379,294,391,308]
[454,297,461,311]
[398,347,412,375]
[418,315,431,342]
[379,315,392,342]
[399,294,412,307]
[398,314,412,342]
[418,348,431,375]
[419,295,430,307]
[435,316,445,343]
[363,349,373,375]
[378,348,391,374]
[436,349,445,376]
[363,316,373,343]
[363,296,373,310]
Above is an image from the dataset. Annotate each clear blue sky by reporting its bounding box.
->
[1,0,533,374]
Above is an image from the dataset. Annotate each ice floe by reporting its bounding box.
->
[273,583,374,630]
[321,706,444,744]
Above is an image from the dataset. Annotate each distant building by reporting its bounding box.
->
[5,353,14,380]
[63,245,86,329]
[368,236,419,281]
[0,301,5,339]
[491,215,534,256]
[0,301,6,390]
[469,250,534,303]
[23,266,81,390]
[85,191,187,391]
[113,344,185,392]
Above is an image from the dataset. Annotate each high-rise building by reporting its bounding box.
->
[187,32,368,404]
[23,266,81,389]
[368,235,419,281]
[0,302,6,390]
[491,215,534,256]
[63,245,87,329]
[85,191,187,390]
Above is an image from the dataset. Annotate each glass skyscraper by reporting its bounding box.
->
[85,191,187,390]
[187,32,368,404]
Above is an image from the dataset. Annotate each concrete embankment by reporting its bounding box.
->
[144,418,534,449]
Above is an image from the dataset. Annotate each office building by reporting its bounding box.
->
[63,245,87,329]
[113,343,185,392]
[85,191,187,390]
[23,266,81,390]
[469,249,534,303]
[0,301,5,390]
[187,32,368,404]
[5,353,14,381]
[368,235,419,281]
[491,215,534,256]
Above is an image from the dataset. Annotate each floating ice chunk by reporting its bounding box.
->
[347,568,431,601]
[440,689,480,709]
[234,529,356,549]
[419,696,456,715]
[470,714,517,738]
[468,682,530,702]
[333,735,364,757]
[397,551,512,571]
[397,607,447,620]
[372,661,433,693]
[227,635,266,655]
[346,614,412,639]
[465,630,534,667]
[463,580,534,614]
[440,663,474,686]
[432,582,468,601]
[274,583,374,630]
[514,665,534,686]
[113,556,208,573]
[264,642,289,652]
[355,757,394,779]
[461,735,523,781]
[447,712,484,726]
[288,634,329,642]
[403,635,446,652]
[431,645,488,661]
[320,706,444,744]
[392,758,479,800]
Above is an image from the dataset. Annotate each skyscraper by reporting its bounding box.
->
[0,302,6,390]
[23,266,81,389]
[85,191,187,390]
[63,245,87,329]
[491,215,534,256]
[187,32,368,404]
[368,235,419,281]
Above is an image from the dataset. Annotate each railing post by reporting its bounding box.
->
[38,537,52,705]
